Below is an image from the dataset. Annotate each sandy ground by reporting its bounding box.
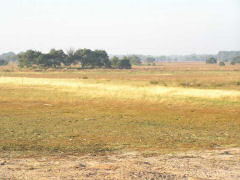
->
[0,148,240,180]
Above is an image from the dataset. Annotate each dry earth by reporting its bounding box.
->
[0,148,240,180]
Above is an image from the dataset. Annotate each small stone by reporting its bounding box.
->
[75,163,86,169]
[223,151,231,155]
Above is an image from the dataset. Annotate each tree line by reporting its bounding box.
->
[206,56,240,66]
[18,49,131,69]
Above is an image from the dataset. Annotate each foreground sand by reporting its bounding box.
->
[0,148,240,180]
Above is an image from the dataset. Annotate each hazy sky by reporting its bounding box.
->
[0,0,239,55]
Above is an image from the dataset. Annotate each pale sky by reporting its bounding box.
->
[0,0,239,55]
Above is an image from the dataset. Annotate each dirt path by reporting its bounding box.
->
[0,148,240,180]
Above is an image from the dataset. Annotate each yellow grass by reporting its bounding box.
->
[0,77,240,102]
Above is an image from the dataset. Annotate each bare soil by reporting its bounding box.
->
[0,148,240,180]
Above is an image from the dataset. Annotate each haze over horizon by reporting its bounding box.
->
[0,0,239,55]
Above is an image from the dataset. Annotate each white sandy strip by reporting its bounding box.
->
[0,77,240,100]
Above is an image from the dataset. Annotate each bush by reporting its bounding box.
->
[149,80,159,85]
[206,57,217,64]
[110,56,132,69]
[118,59,131,69]
[230,56,240,65]
[219,61,225,66]
[179,82,191,87]
[0,59,8,66]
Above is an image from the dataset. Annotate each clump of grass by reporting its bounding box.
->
[179,82,191,87]
[213,83,224,87]
[179,82,202,88]
[149,80,159,85]
[2,69,11,72]
[159,81,168,86]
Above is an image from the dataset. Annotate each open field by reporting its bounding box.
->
[0,62,240,154]
[0,62,240,179]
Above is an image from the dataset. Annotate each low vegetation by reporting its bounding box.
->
[0,62,240,155]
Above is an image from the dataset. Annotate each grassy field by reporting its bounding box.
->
[0,62,240,155]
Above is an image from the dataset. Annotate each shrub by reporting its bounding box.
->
[0,59,8,66]
[149,80,159,85]
[117,57,132,69]
[110,56,132,69]
[179,82,191,87]
[230,56,240,65]
[206,57,217,64]
[219,61,225,66]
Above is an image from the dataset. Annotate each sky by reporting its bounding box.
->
[0,0,239,55]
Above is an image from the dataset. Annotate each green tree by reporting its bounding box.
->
[64,48,76,66]
[219,61,225,66]
[206,57,217,64]
[146,57,155,64]
[18,50,41,68]
[0,59,8,66]
[94,50,110,68]
[36,54,51,68]
[47,49,66,68]
[128,55,142,65]
[118,56,132,69]
[35,49,66,68]
[110,56,120,68]
[230,56,240,65]
[74,49,92,68]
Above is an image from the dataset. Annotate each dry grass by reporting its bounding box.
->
[0,77,240,102]
[1,62,240,90]
[0,62,240,155]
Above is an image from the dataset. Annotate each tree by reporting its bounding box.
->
[64,48,76,66]
[18,50,41,68]
[94,50,111,68]
[146,57,156,64]
[0,59,8,66]
[118,56,132,69]
[230,56,240,65]
[35,49,66,68]
[47,49,66,68]
[219,61,225,66]
[36,54,51,68]
[128,55,142,65]
[110,56,120,68]
[74,49,92,68]
[0,52,18,62]
[206,57,217,64]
